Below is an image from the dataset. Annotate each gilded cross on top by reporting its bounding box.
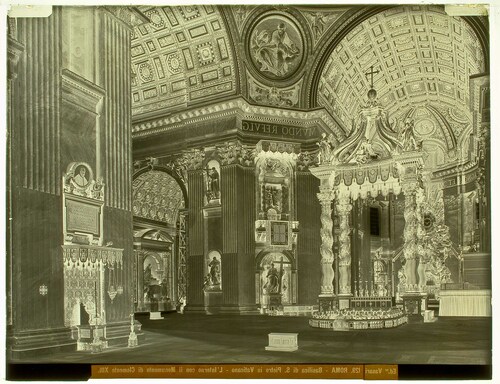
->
[365,65,380,89]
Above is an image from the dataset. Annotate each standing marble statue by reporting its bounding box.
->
[400,119,420,151]
[264,263,280,293]
[317,133,335,165]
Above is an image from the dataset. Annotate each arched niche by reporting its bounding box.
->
[255,157,294,221]
[204,250,222,291]
[255,250,296,307]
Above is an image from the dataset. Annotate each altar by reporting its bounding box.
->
[439,290,491,317]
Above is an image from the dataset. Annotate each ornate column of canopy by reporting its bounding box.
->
[401,180,420,292]
[395,154,425,293]
[317,189,335,297]
[336,193,352,297]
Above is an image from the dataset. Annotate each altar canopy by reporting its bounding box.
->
[311,80,458,319]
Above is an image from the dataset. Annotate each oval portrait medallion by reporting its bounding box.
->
[414,118,436,137]
[249,15,304,80]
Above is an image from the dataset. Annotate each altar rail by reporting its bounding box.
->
[350,297,392,309]
[309,315,407,331]
[268,305,317,317]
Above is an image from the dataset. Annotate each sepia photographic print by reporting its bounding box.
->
[4,1,494,380]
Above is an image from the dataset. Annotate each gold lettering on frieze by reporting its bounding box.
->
[241,120,317,139]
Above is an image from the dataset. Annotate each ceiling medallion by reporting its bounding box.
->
[414,118,436,136]
[249,15,304,81]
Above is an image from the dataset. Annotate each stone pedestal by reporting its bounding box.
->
[267,293,282,309]
[265,333,298,352]
[204,290,223,315]
[337,295,352,310]
[76,325,108,352]
[318,296,338,312]
[149,312,164,320]
[402,293,426,323]
[423,309,437,323]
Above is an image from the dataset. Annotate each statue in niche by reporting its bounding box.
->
[205,167,220,201]
[208,167,220,197]
[144,264,152,287]
[203,274,211,290]
[208,256,221,286]
[263,185,283,219]
[204,161,221,203]
[263,262,281,294]
[264,187,273,210]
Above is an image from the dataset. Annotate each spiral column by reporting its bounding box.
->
[337,194,353,297]
[402,181,420,292]
[317,190,335,296]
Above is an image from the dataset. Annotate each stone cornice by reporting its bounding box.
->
[7,36,24,80]
[102,6,150,30]
[132,97,347,140]
[61,69,105,115]
[431,159,477,179]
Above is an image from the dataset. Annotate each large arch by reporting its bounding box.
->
[133,166,188,213]
[306,4,488,114]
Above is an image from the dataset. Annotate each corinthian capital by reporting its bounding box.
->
[180,149,205,171]
[217,141,256,166]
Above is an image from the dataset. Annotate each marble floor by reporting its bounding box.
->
[7,313,492,379]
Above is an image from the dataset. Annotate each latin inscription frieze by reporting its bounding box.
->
[241,120,318,140]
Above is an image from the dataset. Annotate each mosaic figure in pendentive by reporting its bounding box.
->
[251,17,302,78]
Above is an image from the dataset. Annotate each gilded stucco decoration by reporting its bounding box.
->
[231,5,257,33]
[248,75,302,107]
[132,171,185,225]
[300,7,349,45]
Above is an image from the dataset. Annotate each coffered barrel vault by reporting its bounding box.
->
[131,5,239,120]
